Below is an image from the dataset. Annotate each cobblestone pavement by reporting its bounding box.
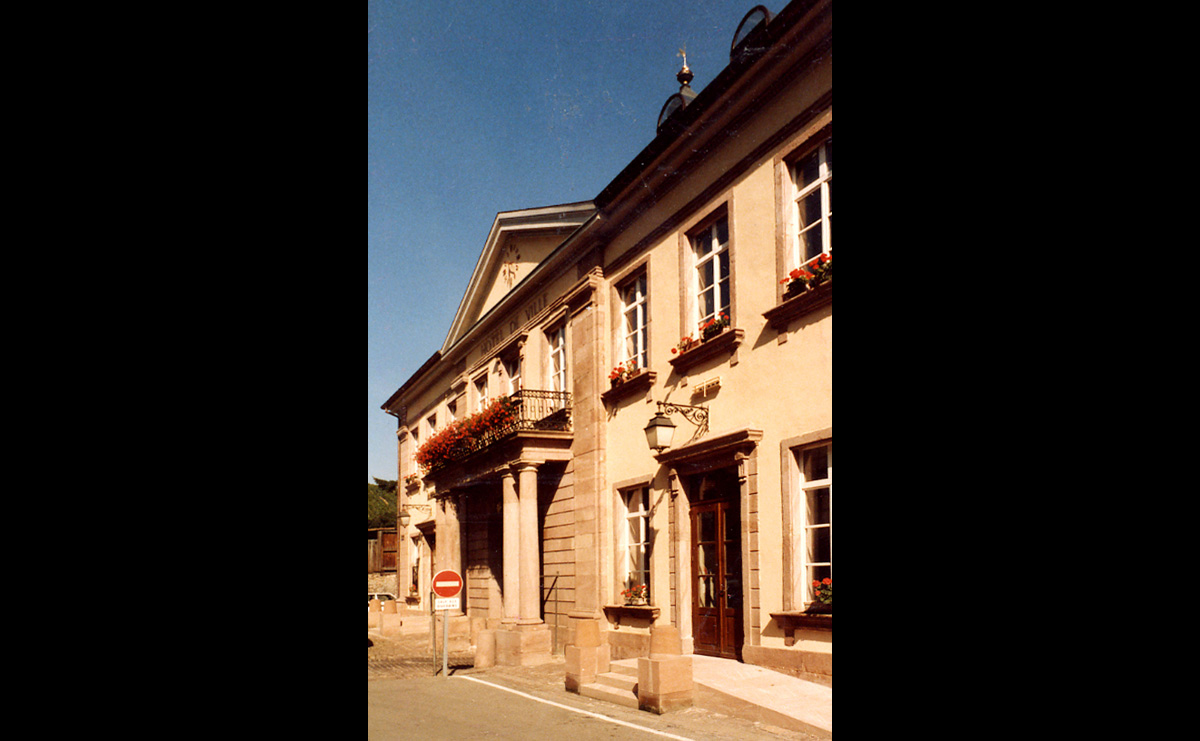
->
[367,630,476,681]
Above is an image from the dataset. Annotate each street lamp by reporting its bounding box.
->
[644,401,709,452]
[398,509,411,528]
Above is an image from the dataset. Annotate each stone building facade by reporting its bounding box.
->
[382,0,832,683]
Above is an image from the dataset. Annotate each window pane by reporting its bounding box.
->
[824,140,832,170]
[719,251,729,282]
[699,286,714,320]
[625,334,639,365]
[629,544,644,574]
[808,525,831,564]
[803,447,828,481]
[797,150,819,188]
[724,506,740,543]
[698,258,714,290]
[715,218,728,247]
[698,576,716,607]
[699,511,716,543]
[694,231,711,257]
[807,487,830,526]
[697,543,717,574]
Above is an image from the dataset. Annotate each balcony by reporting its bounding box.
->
[418,390,572,477]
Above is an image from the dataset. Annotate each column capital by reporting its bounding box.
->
[510,460,542,475]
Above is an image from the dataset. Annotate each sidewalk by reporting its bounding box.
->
[686,655,831,737]
[371,611,831,738]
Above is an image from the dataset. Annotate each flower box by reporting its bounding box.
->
[763,277,832,332]
[668,327,744,375]
[601,368,656,404]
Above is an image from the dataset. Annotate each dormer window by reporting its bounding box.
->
[730,6,772,62]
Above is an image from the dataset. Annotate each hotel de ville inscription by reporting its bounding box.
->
[477,291,549,356]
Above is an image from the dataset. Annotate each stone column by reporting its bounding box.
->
[501,468,519,624]
[436,493,465,616]
[517,461,542,624]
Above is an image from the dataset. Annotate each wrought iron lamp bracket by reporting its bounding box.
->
[657,401,709,442]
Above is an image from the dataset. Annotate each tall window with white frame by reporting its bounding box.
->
[548,325,567,395]
[800,441,832,605]
[503,354,521,395]
[692,216,730,329]
[474,376,488,412]
[791,138,832,269]
[622,487,651,599]
[620,273,649,371]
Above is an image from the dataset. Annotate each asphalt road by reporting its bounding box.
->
[368,628,822,741]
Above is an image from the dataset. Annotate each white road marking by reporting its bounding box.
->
[454,675,696,741]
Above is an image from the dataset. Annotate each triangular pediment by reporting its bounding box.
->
[442,202,595,353]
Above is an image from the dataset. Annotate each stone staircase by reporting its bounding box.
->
[578,659,639,709]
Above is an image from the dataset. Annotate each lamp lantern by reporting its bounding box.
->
[398,509,412,528]
[644,411,677,452]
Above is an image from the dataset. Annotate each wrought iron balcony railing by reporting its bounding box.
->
[418,389,572,475]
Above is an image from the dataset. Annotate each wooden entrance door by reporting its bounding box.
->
[691,491,742,660]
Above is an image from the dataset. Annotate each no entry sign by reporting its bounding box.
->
[432,569,463,598]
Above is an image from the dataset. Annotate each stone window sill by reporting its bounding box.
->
[762,278,832,332]
[600,369,656,405]
[771,610,832,646]
[603,604,661,628]
[668,328,744,375]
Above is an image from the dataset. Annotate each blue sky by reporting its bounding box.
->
[368,0,781,483]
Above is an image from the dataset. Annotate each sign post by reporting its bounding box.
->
[431,569,462,677]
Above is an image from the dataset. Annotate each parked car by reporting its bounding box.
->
[367,592,398,605]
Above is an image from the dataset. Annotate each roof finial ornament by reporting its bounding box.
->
[676,46,694,88]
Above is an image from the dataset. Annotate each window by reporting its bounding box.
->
[620,273,649,370]
[622,487,650,595]
[799,442,832,604]
[692,216,730,327]
[547,324,567,394]
[474,376,488,412]
[426,413,438,436]
[502,354,521,395]
[446,398,458,425]
[791,138,832,269]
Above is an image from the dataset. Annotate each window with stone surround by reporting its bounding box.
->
[690,215,731,329]
[798,441,832,605]
[621,486,651,596]
[788,135,833,271]
[619,271,649,371]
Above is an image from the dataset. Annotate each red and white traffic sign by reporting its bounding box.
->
[432,569,463,598]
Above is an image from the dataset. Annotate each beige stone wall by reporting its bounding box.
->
[596,44,833,668]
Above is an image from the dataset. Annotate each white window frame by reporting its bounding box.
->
[547,324,567,395]
[503,354,521,395]
[621,487,651,594]
[691,216,731,328]
[474,376,488,413]
[620,273,649,370]
[798,441,832,605]
[790,138,833,271]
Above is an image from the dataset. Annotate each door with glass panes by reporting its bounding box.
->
[689,469,742,660]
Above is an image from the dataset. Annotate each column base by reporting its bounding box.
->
[637,655,694,714]
[494,625,553,666]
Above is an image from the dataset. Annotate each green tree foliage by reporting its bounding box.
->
[368,477,398,529]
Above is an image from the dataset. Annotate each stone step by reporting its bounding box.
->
[608,659,639,677]
[596,671,638,692]
[579,679,639,709]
